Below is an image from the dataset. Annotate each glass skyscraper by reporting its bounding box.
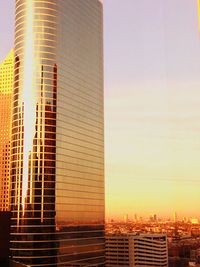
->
[0,50,14,212]
[10,0,104,266]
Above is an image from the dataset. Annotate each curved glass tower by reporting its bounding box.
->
[10,0,104,266]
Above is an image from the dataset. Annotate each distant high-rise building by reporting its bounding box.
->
[106,233,168,267]
[174,211,178,222]
[149,213,157,222]
[10,0,104,266]
[134,214,138,222]
[124,214,129,223]
[0,50,14,211]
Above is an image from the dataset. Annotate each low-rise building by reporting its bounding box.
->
[106,233,168,267]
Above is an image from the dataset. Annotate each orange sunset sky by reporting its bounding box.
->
[104,0,200,219]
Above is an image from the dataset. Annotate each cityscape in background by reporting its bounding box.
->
[105,212,200,267]
[1,0,200,267]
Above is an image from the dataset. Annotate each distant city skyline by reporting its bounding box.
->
[107,211,200,222]
[1,0,200,219]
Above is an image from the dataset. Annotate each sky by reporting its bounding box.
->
[1,0,200,220]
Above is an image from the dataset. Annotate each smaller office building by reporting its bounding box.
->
[106,233,168,267]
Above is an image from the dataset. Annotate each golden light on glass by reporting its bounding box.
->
[22,0,35,213]
[0,50,14,211]
[11,0,104,265]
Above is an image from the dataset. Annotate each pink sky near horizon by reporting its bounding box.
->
[1,0,200,219]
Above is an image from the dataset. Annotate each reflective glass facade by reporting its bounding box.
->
[10,0,104,266]
[0,50,14,211]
